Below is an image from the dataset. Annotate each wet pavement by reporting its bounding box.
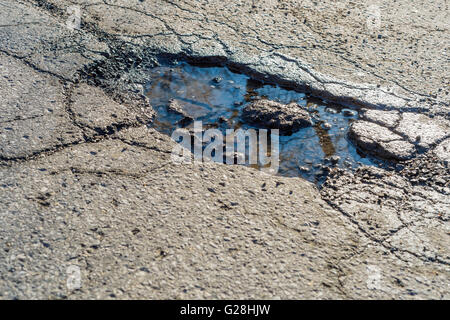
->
[145,61,383,184]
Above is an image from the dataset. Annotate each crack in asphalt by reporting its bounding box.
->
[322,196,450,267]
[4,0,448,292]
[0,48,76,83]
[0,114,45,124]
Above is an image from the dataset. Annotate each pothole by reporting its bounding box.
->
[144,60,386,185]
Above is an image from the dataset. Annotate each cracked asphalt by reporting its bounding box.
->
[0,0,448,299]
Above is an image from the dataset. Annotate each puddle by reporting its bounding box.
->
[144,60,382,185]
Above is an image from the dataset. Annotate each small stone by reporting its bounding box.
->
[325,107,338,114]
[342,109,357,117]
[218,116,227,123]
[419,177,427,183]
[167,99,186,117]
[212,76,223,84]
[330,155,340,164]
[241,100,312,135]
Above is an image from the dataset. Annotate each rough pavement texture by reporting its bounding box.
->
[0,0,449,299]
[348,121,416,161]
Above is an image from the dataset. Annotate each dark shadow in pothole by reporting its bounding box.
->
[144,60,389,185]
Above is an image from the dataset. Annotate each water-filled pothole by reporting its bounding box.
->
[145,60,382,185]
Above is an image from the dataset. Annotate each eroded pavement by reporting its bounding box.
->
[0,0,448,299]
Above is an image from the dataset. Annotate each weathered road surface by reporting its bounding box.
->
[0,0,448,299]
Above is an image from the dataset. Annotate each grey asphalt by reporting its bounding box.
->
[0,0,448,299]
